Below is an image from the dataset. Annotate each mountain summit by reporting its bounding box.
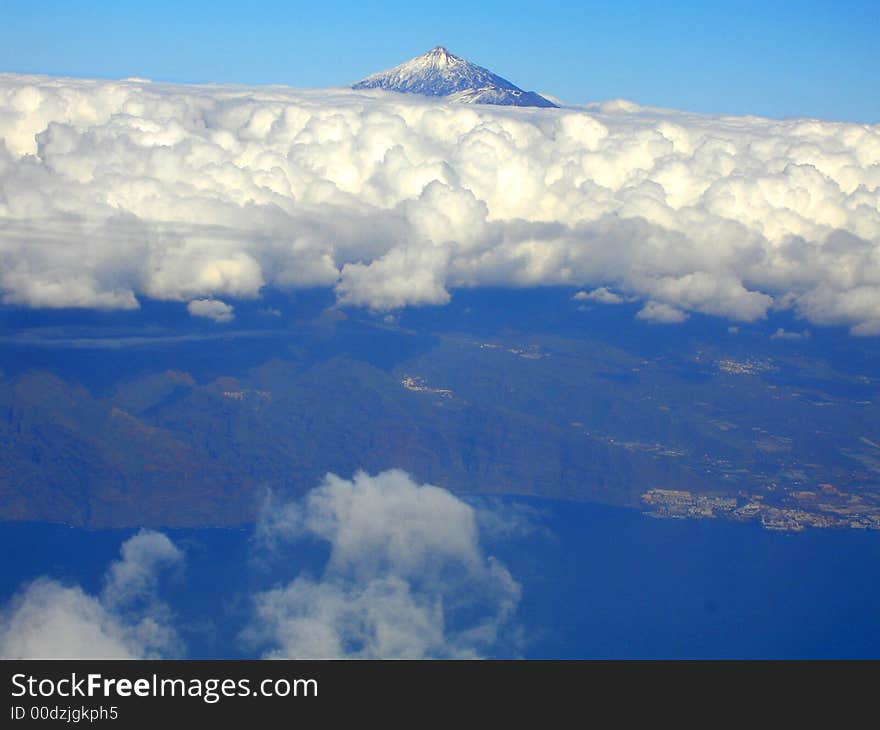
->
[352,46,557,108]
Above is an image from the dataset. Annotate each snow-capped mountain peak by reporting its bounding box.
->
[352,47,557,108]
[421,46,456,67]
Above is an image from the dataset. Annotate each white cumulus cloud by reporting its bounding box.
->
[187,298,235,322]
[0,529,183,659]
[1,73,879,332]
[770,327,811,341]
[636,300,689,323]
[573,287,624,304]
[249,469,521,659]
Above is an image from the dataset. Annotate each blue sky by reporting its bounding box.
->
[0,0,877,122]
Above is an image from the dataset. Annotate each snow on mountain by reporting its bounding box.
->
[352,46,558,108]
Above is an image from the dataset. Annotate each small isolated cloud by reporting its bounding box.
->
[636,301,689,324]
[468,497,551,543]
[187,298,234,323]
[0,530,183,659]
[573,287,624,304]
[249,470,521,659]
[770,328,811,341]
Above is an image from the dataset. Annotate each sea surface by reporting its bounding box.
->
[2,499,879,659]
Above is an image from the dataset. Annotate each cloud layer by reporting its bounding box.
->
[251,470,521,659]
[1,74,879,332]
[0,529,183,659]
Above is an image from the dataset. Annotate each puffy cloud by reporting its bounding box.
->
[249,469,521,659]
[636,301,689,324]
[187,298,235,322]
[0,487,530,659]
[770,327,811,341]
[102,529,184,606]
[1,73,880,332]
[573,287,624,304]
[0,529,183,659]
[468,497,550,543]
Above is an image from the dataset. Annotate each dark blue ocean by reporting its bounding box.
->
[2,499,879,659]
